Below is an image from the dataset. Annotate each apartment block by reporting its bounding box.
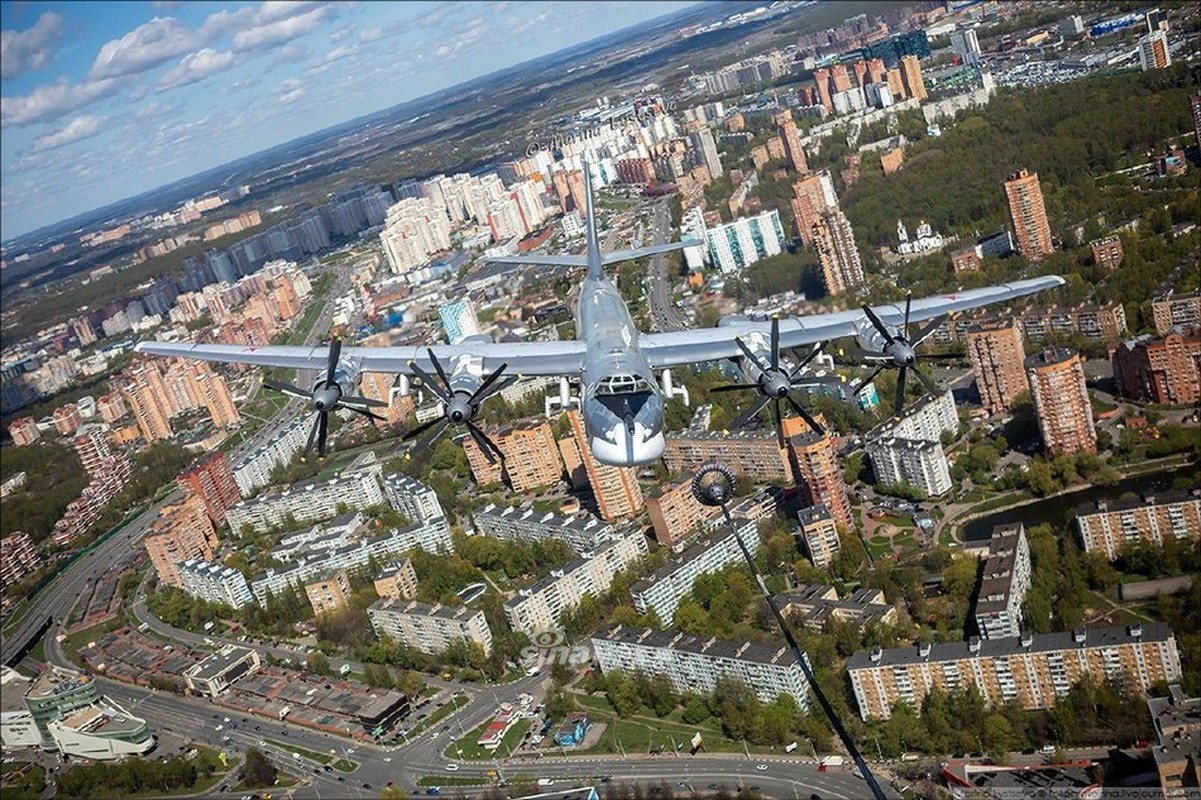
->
[1111,328,1201,406]
[567,410,643,521]
[367,598,493,656]
[472,503,618,555]
[179,559,254,607]
[793,431,854,530]
[1076,490,1201,560]
[305,570,353,615]
[225,463,384,532]
[925,303,1128,347]
[231,416,310,496]
[866,436,951,497]
[177,451,241,525]
[592,624,810,710]
[504,534,648,636]
[774,584,897,631]
[1147,685,1201,799]
[6,416,40,446]
[812,208,865,296]
[0,532,40,587]
[847,623,1182,721]
[1025,348,1096,456]
[645,471,719,551]
[798,505,841,568]
[966,319,1027,415]
[972,524,1032,640]
[374,559,418,601]
[1089,236,1124,271]
[790,171,838,246]
[145,497,218,588]
[1152,292,1200,335]
[1004,169,1053,261]
[463,420,563,492]
[630,518,759,625]
[381,472,444,524]
[664,430,791,482]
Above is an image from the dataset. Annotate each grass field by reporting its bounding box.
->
[444,719,531,760]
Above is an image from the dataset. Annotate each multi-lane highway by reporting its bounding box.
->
[646,199,688,333]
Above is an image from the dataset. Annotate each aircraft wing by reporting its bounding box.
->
[481,253,589,268]
[601,240,701,265]
[639,276,1065,368]
[134,339,588,377]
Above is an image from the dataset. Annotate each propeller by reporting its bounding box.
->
[403,349,515,463]
[713,316,829,446]
[850,295,962,415]
[261,337,387,459]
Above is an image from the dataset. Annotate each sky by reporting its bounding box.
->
[1,0,698,241]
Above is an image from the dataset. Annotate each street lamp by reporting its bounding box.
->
[692,463,888,800]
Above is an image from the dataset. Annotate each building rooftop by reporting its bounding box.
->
[0,666,32,712]
[1076,488,1198,517]
[28,667,94,700]
[475,503,613,535]
[628,518,753,595]
[593,624,800,670]
[369,597,483,623]
[847,623,1174,671]
[56,700,146,735]
[974,524,1025,616]
[183,646,256,683]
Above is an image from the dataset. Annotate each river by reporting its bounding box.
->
[960,462,1200,543]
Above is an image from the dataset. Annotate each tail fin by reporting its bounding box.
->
[583,162,603,280]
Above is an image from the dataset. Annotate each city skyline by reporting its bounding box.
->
[0,0,699,241]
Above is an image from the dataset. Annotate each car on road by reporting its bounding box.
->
[445,764,459,772]
[756,764,768,771]
[425,789,440,796]
[383,757,391,763]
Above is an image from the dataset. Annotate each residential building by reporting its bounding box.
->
[1152,292,1201,335]
[179,559,254,607]
[225,463,384,532]
[1111,328,1201,406]
[630,518,759,624]
[812,209,864,296]
[1090,236,1124,271]
[592,624,810,710]
[866,436,951,497]
[0,532,39,587]
[230,416,310,496]
[438,299,481,345]
[472,503,618,555]
[791,432,853,530]
[6,416,40,446]
[504,534,648,636]
[847,623,1182,721]
[645,471,719,551]
[798,504,841,568]
[379,197,452,277]
[972,524,1032,640]
[53,403,82,435]
[775,110,808,173]
[704,210,787,274]
[567,409,643,521]
[1139,29,1171,70]
[145,497,217,588]
[774,585,897,631]
[1004,169,1054,261]
[1025,348,1096,456]
[374,559,418,600]
[464,420,563,492]
[305,569,353,615]
[665,430,790,482]
[790,171,838,246]
[950,28,981,67]
[367,598,493,656]
[966,319,1027,415]
[1018,303,1127,342]
[177,451,240,525]
[1147,685,1201,799]
[182,646,261,697]
[690,126,723,178]
[381,473,444,524]
[1076,490,1201,560]
[898,54,927,101]
[114,362,173,443]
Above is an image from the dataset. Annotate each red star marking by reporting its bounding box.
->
[943,294,960,301]
[243,345,263,352]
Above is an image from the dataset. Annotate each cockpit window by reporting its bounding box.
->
[596,374,653,395]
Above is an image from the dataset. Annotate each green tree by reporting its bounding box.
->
[240,748,277,789]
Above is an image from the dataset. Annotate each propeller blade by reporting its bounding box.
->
[427,349,454,394]
[467,421,505,465]
[348,407,387,423]
[263,379,310,400]
[735,337,772,376]
[340,394,389,409]
[712,383,761,393]
[861,305,895,343]
[402,416,446,441]
[325,338,342,385]
[770,317,780,372]
[317,411,329,457]
[469,362,510,405]
[903,294,913,340]
[733,395,772,431]
[302,414,320,459]
[414,419,450,454]
[771,398,784,448]
[912,314,948,347]
[784,394,826,437]
[895,367,908,415]
[913,364,942,397]
[794,341,826,372]
[408,362,451,404]
[853,364,887,396]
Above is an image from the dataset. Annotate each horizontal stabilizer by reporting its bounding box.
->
[602,239,702,266]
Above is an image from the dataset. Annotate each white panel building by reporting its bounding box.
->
[179,559,254,607]
[367,599,493,656]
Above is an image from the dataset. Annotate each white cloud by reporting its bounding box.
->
[31,115,105,151]
[232,5,332,52]
[88,16,202,80]
[0,76,125,127]
[277,78,305,104]
[435,20,487,59]
[157,48,240,90]
[1,11,64,81]
[135,100,174,119]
